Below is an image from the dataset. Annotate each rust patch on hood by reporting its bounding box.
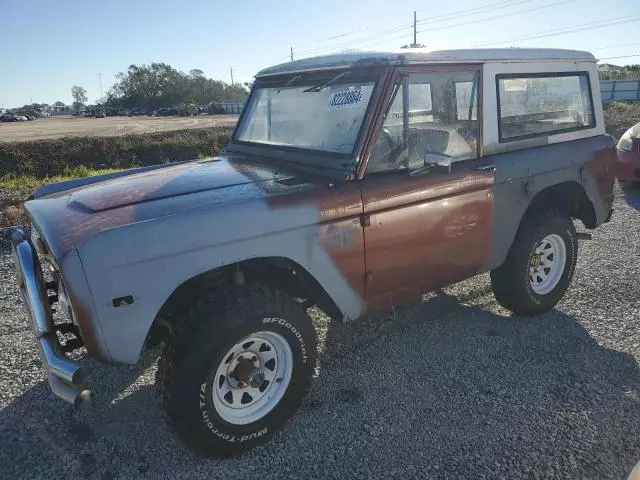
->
[26,156,299,258]
[68,158,287,213]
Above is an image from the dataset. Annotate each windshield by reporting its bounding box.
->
[234,74,377,156]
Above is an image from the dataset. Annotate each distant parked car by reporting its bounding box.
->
[0,114,18,122]
[207,102,225,114]
[616,122,640,185]
[153,107,179,117]
[179,103,200,116]
[128,108,148,117]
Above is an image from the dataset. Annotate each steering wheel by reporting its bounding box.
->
[369,127,402,172]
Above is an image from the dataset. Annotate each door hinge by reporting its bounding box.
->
[360,214,371,227]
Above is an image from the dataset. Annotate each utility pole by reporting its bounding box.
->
[413,10,417,47]
[290,46,294,62]
[230,66,234,85]
[98,73,104,102]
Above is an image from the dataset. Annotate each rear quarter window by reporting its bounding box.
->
[496,72,595,142]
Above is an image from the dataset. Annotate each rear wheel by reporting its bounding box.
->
[156,285,317,457]
[491,209,577,316]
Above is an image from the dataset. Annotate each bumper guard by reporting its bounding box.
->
[11,229,91,408]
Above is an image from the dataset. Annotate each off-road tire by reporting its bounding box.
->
[490,209,578,316]
[156,284,317,458]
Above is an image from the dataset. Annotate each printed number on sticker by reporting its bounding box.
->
[328,88,363,109]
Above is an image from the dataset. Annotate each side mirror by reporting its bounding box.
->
[423,151,452,174]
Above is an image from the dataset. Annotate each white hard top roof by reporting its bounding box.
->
[256,48,596,77]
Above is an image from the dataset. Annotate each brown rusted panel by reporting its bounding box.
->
[586,145,616,203]
[266,181,366,302]
[360,168,494,310]
[65,288,107,361]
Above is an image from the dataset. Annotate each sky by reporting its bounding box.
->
[0,0,638,107]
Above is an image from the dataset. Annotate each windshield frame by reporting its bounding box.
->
[227,67,386,173]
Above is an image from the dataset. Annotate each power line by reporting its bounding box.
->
[293,0,536,57]
[591,42,640,51]
[297,0,576,57]
[349,0,575,52]
[599,54,640,61]
[416,0,536,26]
[416,0,577,36]
[474,14,640,46]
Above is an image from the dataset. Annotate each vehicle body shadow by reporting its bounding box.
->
[620,182,640,211]
[1,282,639,479]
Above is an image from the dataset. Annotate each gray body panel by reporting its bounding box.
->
[483,135,614,271]
[78,197,364,363]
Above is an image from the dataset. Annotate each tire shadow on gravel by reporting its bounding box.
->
[620,182,640,211]
[313,287,640,479]
[1,286,639,479]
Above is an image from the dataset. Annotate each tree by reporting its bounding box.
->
[599,64,640,81]
[53,100,65,107]
[71,86,88,112]
[104,63,248,109]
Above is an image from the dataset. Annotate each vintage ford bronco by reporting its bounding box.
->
[12,48,615,457]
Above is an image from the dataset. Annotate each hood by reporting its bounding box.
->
[26,155,318,258]
[41,157,288,213]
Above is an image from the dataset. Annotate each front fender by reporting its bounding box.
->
[78,200,364,364]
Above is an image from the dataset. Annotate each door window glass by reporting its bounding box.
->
[367,70,479,174]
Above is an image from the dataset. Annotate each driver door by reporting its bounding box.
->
[360,66,496,310]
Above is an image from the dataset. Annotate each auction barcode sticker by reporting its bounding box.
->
[328,87,364,109]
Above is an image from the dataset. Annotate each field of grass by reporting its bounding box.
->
[0,126,233,226]
[602,101,640,140]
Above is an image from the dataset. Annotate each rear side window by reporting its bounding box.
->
[496,72,595,142]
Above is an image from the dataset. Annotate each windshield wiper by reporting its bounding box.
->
[277,75,302,94]
[303,71,350,93]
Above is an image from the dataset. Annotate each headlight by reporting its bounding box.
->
[618,131,634,152]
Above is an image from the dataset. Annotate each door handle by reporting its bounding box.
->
[474,164,496,173]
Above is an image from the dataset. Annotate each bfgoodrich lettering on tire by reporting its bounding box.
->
[490,209,578,316]
[156,285,317,458]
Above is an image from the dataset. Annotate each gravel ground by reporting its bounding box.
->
[0,115,238,142]
[0,185,639,479]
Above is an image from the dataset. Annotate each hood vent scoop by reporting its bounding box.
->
[276,177,307,187]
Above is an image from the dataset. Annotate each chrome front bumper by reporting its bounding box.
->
[11,229,91,408]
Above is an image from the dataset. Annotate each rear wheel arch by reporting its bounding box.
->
[522,181,596,229]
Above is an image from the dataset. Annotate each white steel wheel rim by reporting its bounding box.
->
[529,234,567,295]
[212,331,293,425]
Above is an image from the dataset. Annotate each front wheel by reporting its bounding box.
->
[156,285,317,457]
[491,209,578,316]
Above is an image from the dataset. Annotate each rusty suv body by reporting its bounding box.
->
[13,49,615,421]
